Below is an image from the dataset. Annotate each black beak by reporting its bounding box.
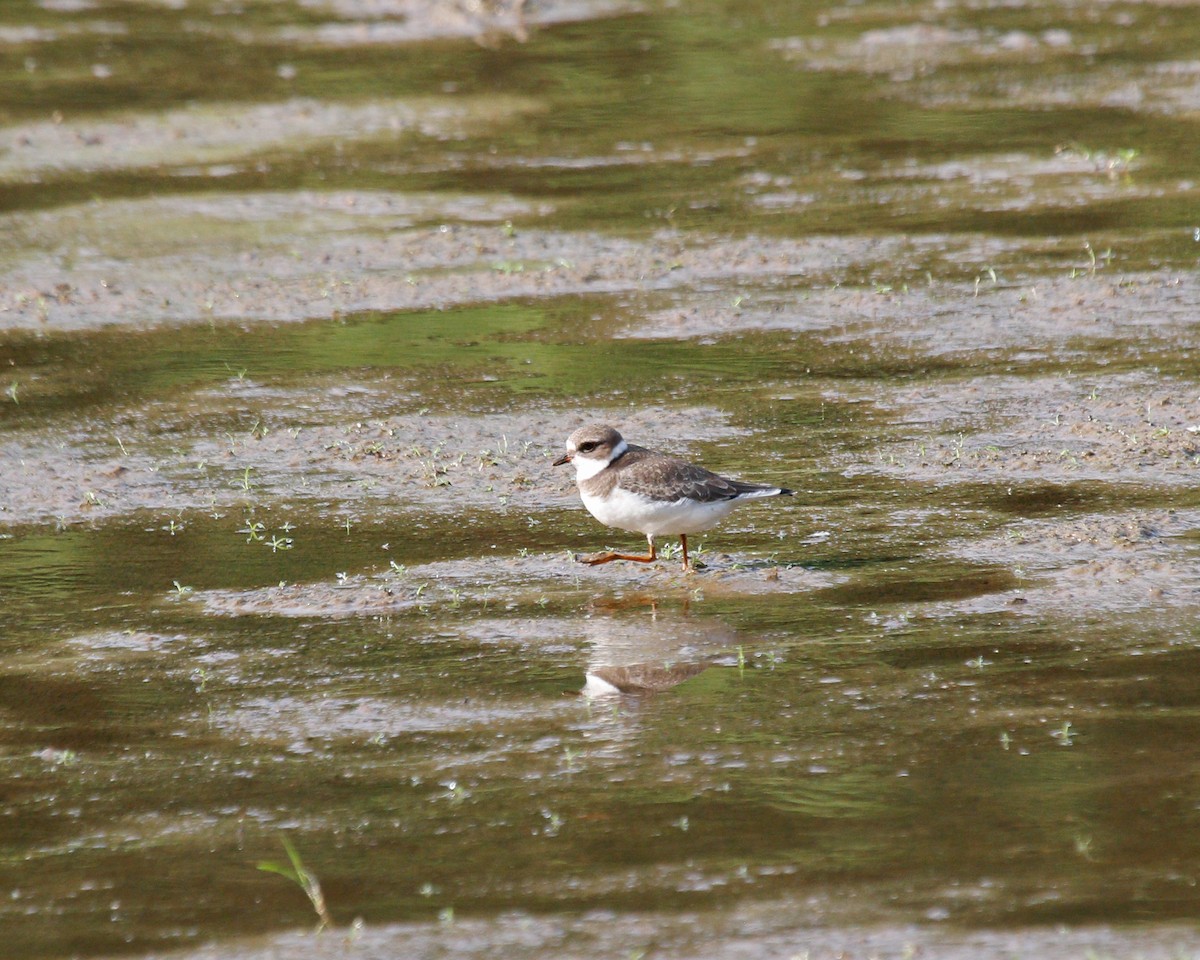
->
[552,453,572,466]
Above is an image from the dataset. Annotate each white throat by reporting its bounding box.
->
[571,438,627,482]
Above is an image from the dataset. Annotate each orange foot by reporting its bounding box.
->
[578,537,658,566]
[579,550,656,566]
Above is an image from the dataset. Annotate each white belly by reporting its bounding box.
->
[580,486,737,537]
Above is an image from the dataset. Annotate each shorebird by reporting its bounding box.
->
[553,423,793,570]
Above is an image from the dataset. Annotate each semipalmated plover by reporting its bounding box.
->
[553,423,793,570]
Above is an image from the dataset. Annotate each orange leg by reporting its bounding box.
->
[680,534,690,571]
[581,535,657,566]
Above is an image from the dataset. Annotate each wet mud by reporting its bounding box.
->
[0,197,1011,332]
[95,910,1200,960]
[197,551,836,619]
[0,404,735,524]
[0,96,541,183]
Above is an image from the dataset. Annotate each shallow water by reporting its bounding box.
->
[4,0,1200,958]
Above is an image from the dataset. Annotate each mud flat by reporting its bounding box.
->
[99,907,1200,960]
[196,550,838,619]
[0,194,1020,333]
[0,405,736,526]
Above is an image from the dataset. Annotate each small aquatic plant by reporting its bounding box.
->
[257,836,334,932]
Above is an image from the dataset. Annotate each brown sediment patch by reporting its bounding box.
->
[907,58,1200,115]
[0,629,200,677]
[833,361,1200,616]
[0,96,540,183]
[0,190,1039,332]
[0,20,128,44]
[769,8,1200,116]
[743,150,1160,218]
[0,189,546,271]
[622,273,1200,356]
[0,438,170,526]
[769,23,1102,78]
[196,551,838,619]
[207,693,563,749]
[266,0,639,46]
[0,405,734,526]
[93,905,1200,960]
[844,370,1200,487]
[934,509,1200,616]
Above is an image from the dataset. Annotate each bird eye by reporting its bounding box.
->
[579,441,596,453]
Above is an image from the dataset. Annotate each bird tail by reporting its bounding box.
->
[731,481,793,498]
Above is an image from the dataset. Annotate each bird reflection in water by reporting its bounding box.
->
[577,597,737,697]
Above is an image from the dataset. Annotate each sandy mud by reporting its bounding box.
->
[623,272,1200,356]
[0,193,1023,332]
[0,97,540,183]
[771,8,1200,116]
[98,908,1200,960]
[271,0,638,45]
[0,404,739,525]
[195,550,836,619]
